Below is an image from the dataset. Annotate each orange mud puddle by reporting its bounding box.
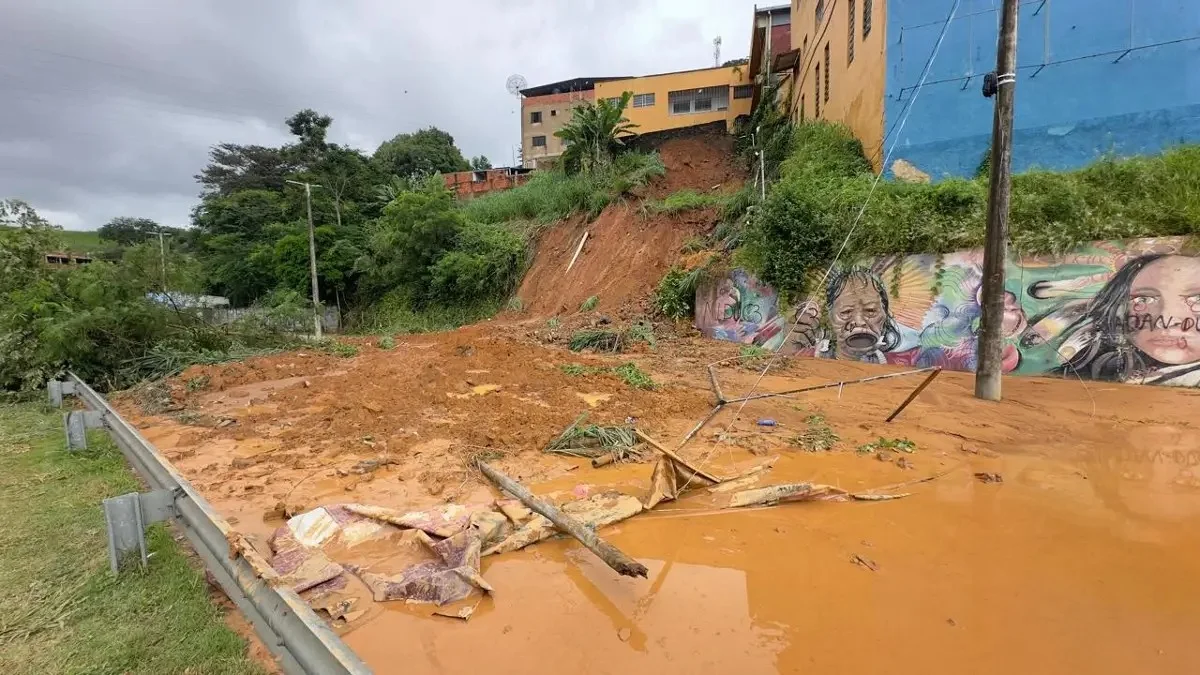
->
[118,322,1200,674]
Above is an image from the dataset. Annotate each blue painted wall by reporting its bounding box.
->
[883,0,1200,179]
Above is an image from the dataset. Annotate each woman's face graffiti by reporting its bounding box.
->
[831,277,886,357]
[1127,256,1200,365]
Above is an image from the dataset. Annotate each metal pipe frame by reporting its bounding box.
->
[64,373,371,675]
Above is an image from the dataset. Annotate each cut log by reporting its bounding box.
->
[478,462,648,578]
[634,429,722,484]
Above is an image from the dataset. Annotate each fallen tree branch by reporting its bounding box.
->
[635,429,722,484]
[478,462,648,578]
[707,365,726,404]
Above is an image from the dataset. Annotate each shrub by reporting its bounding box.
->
[654,265,710,320]
[579,295,599,312]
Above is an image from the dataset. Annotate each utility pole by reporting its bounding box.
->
[285,179,324,339]
[974,0,1019,401]
[157,228,170,292]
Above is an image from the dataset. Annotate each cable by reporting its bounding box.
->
[690,0,966,480]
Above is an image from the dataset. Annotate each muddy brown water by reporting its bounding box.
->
[121,329,1200,674]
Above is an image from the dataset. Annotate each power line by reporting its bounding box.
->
[689,0,966,479]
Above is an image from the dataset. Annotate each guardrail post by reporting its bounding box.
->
[48,380,63,407]
[102,489,179,574]
[63,409,104,452]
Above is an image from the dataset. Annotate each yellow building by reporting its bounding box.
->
[789,0,888,170]
[593,65,754,135]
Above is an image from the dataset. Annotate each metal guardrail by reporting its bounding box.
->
[60,373,371,675]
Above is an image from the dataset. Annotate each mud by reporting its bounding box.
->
[119,322,1200,674]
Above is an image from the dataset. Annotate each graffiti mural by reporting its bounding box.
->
[694,237,1200,387]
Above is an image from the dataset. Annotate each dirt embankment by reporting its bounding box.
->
[515,134,744,317]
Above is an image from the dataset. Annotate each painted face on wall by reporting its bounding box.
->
[831,277,886,357]
[1127,255,1200,365]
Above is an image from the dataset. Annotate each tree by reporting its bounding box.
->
[471,155,492,170]
[361,184,462,299]
[554,91,638,174]
[98,217,162,246]
[196,144,295,196]
[0,199,62,295]
[373,127,470,179]
[722,57,749,67]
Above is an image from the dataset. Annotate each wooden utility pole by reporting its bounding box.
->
[285,179,324,338]
[974,0,1019,401]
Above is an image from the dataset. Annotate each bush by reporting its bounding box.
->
[742,121,1200,293]
[353,287,501,334]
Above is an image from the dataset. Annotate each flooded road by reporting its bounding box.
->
[118,330,1200,674]
[341,448,1200,674]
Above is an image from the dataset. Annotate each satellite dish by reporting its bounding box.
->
[506,74,528,96]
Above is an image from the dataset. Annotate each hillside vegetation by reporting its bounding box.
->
[735,122,1200,295]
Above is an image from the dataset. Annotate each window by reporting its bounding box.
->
[848,0,856,64]
[814,63,821,117]
[824,44,830,103]
[605,96,622,106]
[531,135,546,148]
[815,0,826,25]
[733,84,754,99]
[530,111,542,124]
[632,93,656,108]
[550,109,557,116]
[800,94,806,121]
[667,86,729,115]
[863,0,873,38]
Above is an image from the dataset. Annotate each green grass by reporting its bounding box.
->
[793,414,839,452]
[857,437,918,454]
[612,362,654,389]
[354,290,502,335]
[642,189,729,215]
[559,362,655,389]
[0,403,267,675]
[579,295,599,312]
[568,329,622,352]
[460,151,666,225]
[1,226,104,254]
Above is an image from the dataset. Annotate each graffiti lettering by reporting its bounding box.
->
[1127,314,1200,332]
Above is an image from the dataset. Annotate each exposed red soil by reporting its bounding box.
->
[515,204,717,317]
[515,133,745,318]
[647,134,744,198]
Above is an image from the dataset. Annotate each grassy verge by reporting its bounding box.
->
[0,402,267,675]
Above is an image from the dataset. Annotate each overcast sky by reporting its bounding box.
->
[0,0,763,230]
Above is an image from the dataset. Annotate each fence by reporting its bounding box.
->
[201,306,341,333]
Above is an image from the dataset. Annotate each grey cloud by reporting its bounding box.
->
[0,0,759,230]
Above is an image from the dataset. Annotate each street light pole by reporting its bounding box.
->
[285,179,324,339]
[974,0,1019,401]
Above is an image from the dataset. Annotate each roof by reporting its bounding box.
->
[755,3,792,15]
[520,77,630,97]
[603,64,741,82]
